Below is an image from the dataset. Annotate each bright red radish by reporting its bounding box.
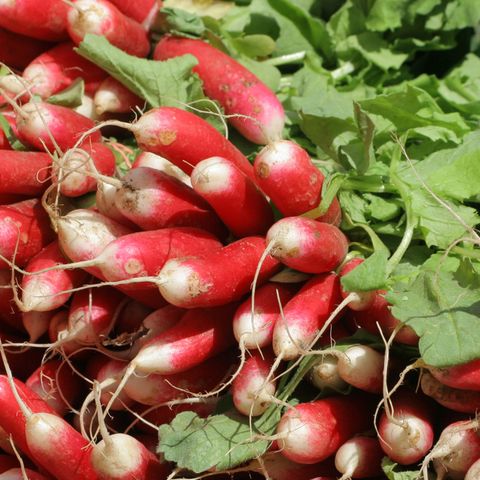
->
[337,345,384,394]
[16,101,102,153]
[232,282,297,350]
[0,151,51,196]
[266,217,348,274]
[420,371,480,413]
[273,273,342,360]
[53,143,116,197]
[308,355,348,393]
[378,390,435,465]
[128,106,255,180]
[94,77,142,115]
[334,436,384,479]
[0,198,54,268]
[191,156,274,237]
[21,240,87,312]
[339,258,376,311]
[0,0,69,41]
[108,0,159,27]
[113,166,227,238]
[67,0,150,57]
[158,236,280,308]
[132,151,191,186]
[276,393,375,464]
[232,349,276,416]
[154,36,285,145]
[427,358,480,391]
[0,42,106,99]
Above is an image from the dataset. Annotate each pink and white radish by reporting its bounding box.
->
[308,355,348,393]
[131,152,191,186]
[108,0,158,28]
[94,77,142,115]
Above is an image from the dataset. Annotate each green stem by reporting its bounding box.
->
[265,51,306,66]
[331,61,355,80]
[451,246,480,260]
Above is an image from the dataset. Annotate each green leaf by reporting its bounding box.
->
[388,269,480,367]
[76,34,204,108]
[158,407,280,473]
[364,0,414,31]
[341,250,389,292]
[47,78,85,108]
[230,34,276,57]
[382,457,421,480]
[160,7,206,36]
[0,113,27,151]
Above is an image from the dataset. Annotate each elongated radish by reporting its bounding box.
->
[0,42,106,99]
[191,157,274,237]
[0,151,51,197]
[67,0,150,57]
[53,143,116,197]
[232,349,276,416]
[378,390,435,465]
[334,436,384,479]
[0,0,69,41]
[337,345,384,394]
[427,358,480,391]
[113,166,227,238]
[233,282,297,349]
[339,258,376,311]
[16,101,102,153]
[266,217,348,274]
[0,198,55,268]
[276,393,376,464]
[158,236,280,308]
[132,152,191,186]
[308,355,348,393]
[273,273,342,360]
[154,36,285,144]
[94,77,142,115]
[128,106,255,180]
[108,0,158,27]
[21,241,87,312]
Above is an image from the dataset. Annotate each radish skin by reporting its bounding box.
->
[94,77,142,115]
[427,358,480,391]
[308,355,348,393]
[0,469,49,480]
[465,457,480,480]
[132,152,191,186]
[108,0,158,27]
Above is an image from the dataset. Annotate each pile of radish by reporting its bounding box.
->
[1,1,480,479]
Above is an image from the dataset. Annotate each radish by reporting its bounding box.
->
[0,0,69,41]
[108,0,158,28]
[0,42,106,99]
[93,358,133,411]
[22,310,58,343]
[0,151,51,197]
[276,393,375,464]
[308,355,348,393]
[154,36,285,144]
[266,217,348,274]
[334,436,384,479]
[272,273,342,360]
[126,106,255,180]
[0,455,19,473]
[0,198,55,268]
[466,457,480,480]
[191,156,274,237]
[336,345,384,394]
[66,0,150,57]
[378,389,435,465]
[16,101,102,153]
[420,371,480,413]
[232,282,297,350]
[338,258,376,311]
[94,77,142,115]
[0,469,49,480]
[232,349,277,417]
[427,358,480,391]
[158,236,280,308]
[131,151,191,186]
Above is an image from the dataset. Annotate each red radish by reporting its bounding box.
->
[26,359,82,416]
[272,273,342,360]
[158,236,280,308]
[0,42,106,99]
[123,350,234,406]
[427,358,480,391]
[154,36,285,145]
[108,0,158,27]
[339,258,376,311]
[132,151,191,186]
[0,469,49,480]
[466,457,480,480]
[336,345,384,394]
[266,217,348,274]
[378,390,435,465]
[0,198,55,268]
[66,0,150,57]
[232,349,277,416]
[94,77,142,115]
[308,355,348,393]
[113,166,227,238]
[420,371,480,413]
[21,241,87,312]
[0,0,69,41]
[334,436,384,479]
[128,106,255,180]
[95,179,135,227]
[232,282,297,349]
[0,455,19,473]
[276,393,375,464]
[0,28,52,70]
[0,151,51,196]
[191,156,274,237]
[16,101,102,153]
[22,310,58,343]
[53,143,116,197]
